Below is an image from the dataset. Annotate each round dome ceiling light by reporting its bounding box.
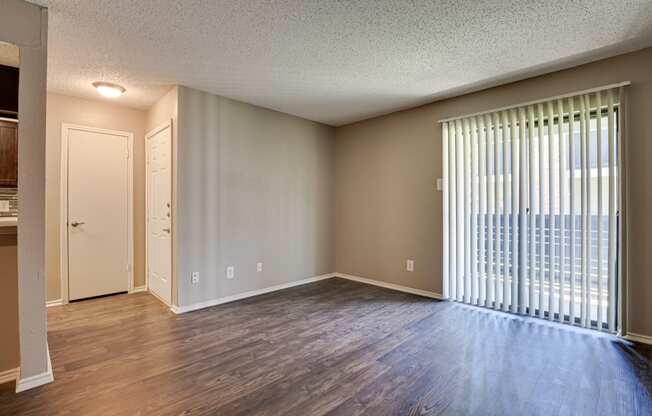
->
[92,81,126,98]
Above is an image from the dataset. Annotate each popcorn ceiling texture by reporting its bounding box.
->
[29,0,652,126]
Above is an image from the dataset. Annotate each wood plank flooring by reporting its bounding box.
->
[1,277,651,415]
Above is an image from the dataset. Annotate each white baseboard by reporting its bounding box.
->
[0,367,19,385]
[171,273,336,314]
[148,288,171,308]
[334,272,445,300]
[624,332,652,346]
[131,285,147,293]
[16,344,53,393]
[46,299,63,308]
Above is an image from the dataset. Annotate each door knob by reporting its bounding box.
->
[70,221,85,227]
[163,228,171,233]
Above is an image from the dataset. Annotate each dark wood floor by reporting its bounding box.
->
[1,278,651,415]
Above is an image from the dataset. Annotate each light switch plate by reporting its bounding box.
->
[226,266,235,279]
[406,259,414,272]
[436,178,443,191]
[256,262,263,272]
[0,201,9,212]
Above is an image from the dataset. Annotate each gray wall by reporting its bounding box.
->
[335,47,652,338]
[176,86,334,307]
[0,0,49,379]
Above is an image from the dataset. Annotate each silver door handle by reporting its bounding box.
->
[70,221,85,227]
[163,228,171,233]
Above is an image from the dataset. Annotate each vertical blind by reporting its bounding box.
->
[442,86,625,332]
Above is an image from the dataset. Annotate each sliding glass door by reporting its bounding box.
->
[442,86,624,332]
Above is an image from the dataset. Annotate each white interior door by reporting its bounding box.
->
[147,122,172,305]
[66,126,131,301]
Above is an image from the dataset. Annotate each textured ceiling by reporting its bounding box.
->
[28,0,652,126]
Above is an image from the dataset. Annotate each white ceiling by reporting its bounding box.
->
[28,0,652,126]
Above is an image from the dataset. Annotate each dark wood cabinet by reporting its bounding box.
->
[0,120,18,187]
[0,64,19,118]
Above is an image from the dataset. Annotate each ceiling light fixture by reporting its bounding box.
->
[92,81,126,98]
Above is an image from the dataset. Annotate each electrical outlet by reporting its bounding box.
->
[191,272,200,284]
[406,259,414,272]
[226,266,235,279]
[256,262,263,272]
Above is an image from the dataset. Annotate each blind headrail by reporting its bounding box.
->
[437,81,630,124]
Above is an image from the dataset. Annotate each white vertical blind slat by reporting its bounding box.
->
[596,92,604,330]
[547,101,555,320]
[584,94,593,328]
[518,108,528,315]
[486,114,496,308]
[456,120,464,302]
[568,97,577,325]
[511,109,520,313]
[557,99,567,322]
[449,122,457,300]
[463,118,472,303]
[528,106,536,316]
[493,112,501,310]
[579,95,589,328]
[478,117,487,306]
[537,103,545,319]
[471,118,479,305]
[502,111,510,312]
[443,122,450,299]
[607,90,616,332]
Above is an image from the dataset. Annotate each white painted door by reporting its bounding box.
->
[146,123,172,305]
[67,126,131,301]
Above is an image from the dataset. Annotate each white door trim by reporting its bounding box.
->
[59,123,134,304]
[145,119,173,306]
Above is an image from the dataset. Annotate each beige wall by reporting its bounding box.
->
[175,86,335,307]
[0,0,49,380]
[146,86,177,132]
[335,47,652,338]
[46,93,148,301]
[0,231,19,373]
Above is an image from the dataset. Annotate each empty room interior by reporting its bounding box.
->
[1,0,652,415]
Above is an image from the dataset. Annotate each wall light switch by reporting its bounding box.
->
[406,259,414,272]
[226,266,235,279]
[256,262,263,272]
[191,272,200,284]
[436,178,443,191]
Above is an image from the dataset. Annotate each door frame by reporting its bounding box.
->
[59,123,134,304]
[145,120,173,306]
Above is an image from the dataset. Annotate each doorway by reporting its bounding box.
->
[146,121,172,305]
[60,124,134,302]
